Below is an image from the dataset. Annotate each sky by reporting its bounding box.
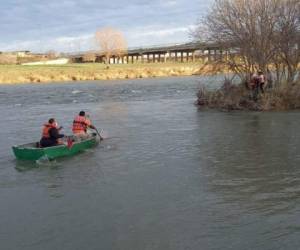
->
[0,0,213,53]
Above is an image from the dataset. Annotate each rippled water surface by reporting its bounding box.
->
[1,76,300,250]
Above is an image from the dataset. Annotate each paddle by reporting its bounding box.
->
[94,127,104,140]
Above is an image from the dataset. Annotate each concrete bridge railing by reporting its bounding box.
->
[70,42,228,64]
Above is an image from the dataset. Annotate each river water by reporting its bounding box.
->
[0,76,300,250]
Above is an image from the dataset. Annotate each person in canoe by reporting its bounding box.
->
[72,111,96,139]
[40,118,65,147]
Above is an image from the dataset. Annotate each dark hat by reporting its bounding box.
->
[48,118,55,124]
[79,111,85,116]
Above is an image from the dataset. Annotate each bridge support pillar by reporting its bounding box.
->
[208,49,211,62]
[166,51,170,63]
[220,50,223,61]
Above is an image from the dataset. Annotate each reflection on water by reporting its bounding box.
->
[14,158,60,172]
[0,77,300,250]
[199,113,300,207]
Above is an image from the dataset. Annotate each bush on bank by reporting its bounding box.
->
[196,80,300,111]
[194,0,300,112]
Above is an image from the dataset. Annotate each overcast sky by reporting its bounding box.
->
[0,0,213,52]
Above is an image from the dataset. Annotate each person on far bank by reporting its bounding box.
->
[249,72,259,101]
[40,118,64,147]
[258,71,265,93]
[72,111,95,139]
[266,68,273,89]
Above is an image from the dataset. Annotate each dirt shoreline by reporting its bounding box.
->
[0,63,222,85]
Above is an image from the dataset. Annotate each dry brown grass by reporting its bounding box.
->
[0,62,212,84]
[196,80,300,111]
[259,84,300,110]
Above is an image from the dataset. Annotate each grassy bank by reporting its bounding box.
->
[0,62,216,84]
[196,80,300,111]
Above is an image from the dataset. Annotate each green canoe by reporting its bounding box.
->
[12,133,99,161]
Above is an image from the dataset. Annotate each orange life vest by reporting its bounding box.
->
[42,123,56,138]
[72,115,91,134]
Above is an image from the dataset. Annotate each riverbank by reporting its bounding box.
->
[196,80,300,111]
[0,62,222,84]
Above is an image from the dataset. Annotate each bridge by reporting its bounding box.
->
[70,42,227,64]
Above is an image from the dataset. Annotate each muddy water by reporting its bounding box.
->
[0,76,300,250]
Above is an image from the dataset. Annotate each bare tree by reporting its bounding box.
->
[275,0,300,83]
[82,52,96,63]
[194,0,300,84]
[95,27,127,64]
[46,50,57,59]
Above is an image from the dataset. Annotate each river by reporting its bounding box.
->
[0,76,300,250]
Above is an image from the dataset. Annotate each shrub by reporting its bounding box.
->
[196,80,300,111]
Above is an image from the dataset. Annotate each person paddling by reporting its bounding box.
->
[72,111,96,139]
[40,118,64,148]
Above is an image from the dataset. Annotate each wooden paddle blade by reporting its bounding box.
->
[99,130,108,139]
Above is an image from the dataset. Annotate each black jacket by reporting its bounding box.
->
[40,127,64,147]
